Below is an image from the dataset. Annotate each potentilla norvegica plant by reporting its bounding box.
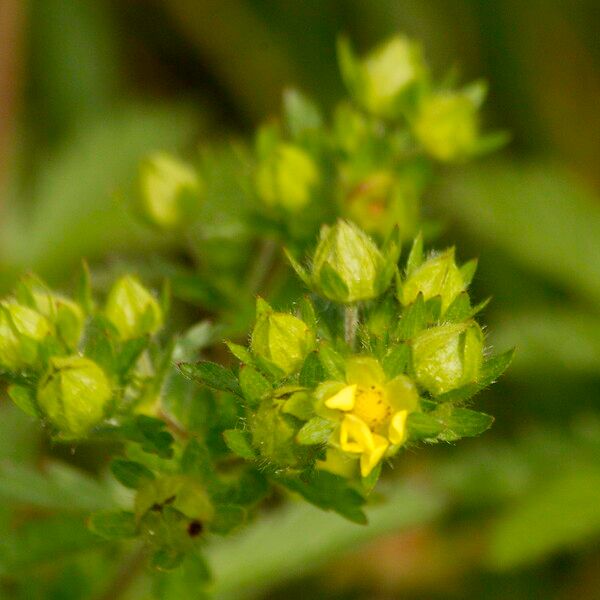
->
[0,35,512,591]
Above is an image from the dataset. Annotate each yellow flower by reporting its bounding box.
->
[318,357,419,476]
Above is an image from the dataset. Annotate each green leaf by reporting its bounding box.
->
[283,88,323,139]
[225,341,254,365]
[211,505,246,536]
[239,366,271,407]
[223,430,256,460]
[318,343,346,381]
[110,459,155,490]
[443,292,472,322]
[178,361,242,397]
[278,471,367,524]
[437,407,494,441]
[7,385,39,418]
[478,348,515,387]
[407,412,445,441]
[299,352,325,387]
[88,510,138,540]
[296,417,336,445]
[382,344,410,379]
[396,293,426,340]
[180,439,218,487]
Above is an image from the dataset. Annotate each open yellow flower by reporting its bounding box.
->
[318,357,419,476]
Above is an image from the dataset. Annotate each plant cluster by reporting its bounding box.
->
[0,35,511,591]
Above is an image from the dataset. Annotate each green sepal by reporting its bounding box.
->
[318,343,346,381]
[282,390,315,421]
[8,384,39,418]
[299,351,326,387]
[226,341,255,365]
[223,429,256,460]
[88,510,138,540]
[406,232,424,275]
[382,343,410,379]
[296,417,336,445]
[111,459,155,490]
[277,471,367,524]
[239,366,272,407]
[396,292,426,340]
[178,361,242,398]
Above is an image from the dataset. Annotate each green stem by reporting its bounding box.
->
[344,304,359,350]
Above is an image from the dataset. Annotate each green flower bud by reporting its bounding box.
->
[339,36,425,118]
[411,322,484,395]
[250,299,315,376]
[310,220,392,303]
[105,276,162,340]
[31,291,84,350]
[342,171,418,238]
[138,152,201,230]
[255,143,319,211]
[400,249,465,313]
[0,301,51,370]
[414,91,480,162]
[37,356,112,437]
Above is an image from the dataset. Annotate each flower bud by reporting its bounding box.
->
[138,152,201,230]
[105,276,162,340]
[250,299,315,376]
[255,143,319,211]
[400,249,465,313]
[0,301,51,370]
[342,171,418,238]
[31,291,84,350]
[339,36,425,119]
[411,322,484,395]
[37,356,112,437]
[414,91,480,162]
[311,220,390,303]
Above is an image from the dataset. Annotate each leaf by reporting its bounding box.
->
[318,343,346,381]
[283,88,323,139]
[296,417,336,445]
[222,430,256,460]
[178,361,242,397]
[110,459,155,490]
[299,352,325,387]
[211,505,246,535]
[225,341,254,365]
[180,438,218,487]
[478,348,515,387]
[277,471,367,524]
[407,412,445,441]
[7,385,39,418]
[239,366,271,407]
[396,293,426,340]
[88,510,138,540]
[443,292,472,322]
[437,408,494,441]
[382,344,410,379]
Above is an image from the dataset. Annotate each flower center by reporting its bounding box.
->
[351,385,392,432]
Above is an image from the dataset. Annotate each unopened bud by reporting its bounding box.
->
[37,356,112,437]
[139,152,201,230]
[250,299,315,376]
[255,143,319,211]
[105,276,162,340]
[411,322,484,395]
[0,301,51,370]
[31,291,84,350]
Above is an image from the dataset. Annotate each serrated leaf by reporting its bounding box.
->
[278,471,367,524]
[296,417,335,445]
[239,366,271,407]
[223,430,256,460]
[178,361,242,397]
[111,459,155,490]
[88,510,138,540]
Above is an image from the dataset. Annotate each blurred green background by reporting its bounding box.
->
[1,1,600,598]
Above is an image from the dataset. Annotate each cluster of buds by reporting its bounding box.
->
[184,220,510,497]
[0,274,164,438]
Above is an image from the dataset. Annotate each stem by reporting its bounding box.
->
[246,238,278,296]
[344,304,359,350]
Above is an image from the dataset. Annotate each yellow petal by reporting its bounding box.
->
[360,434,389,477]
[325,384,357,411]
[388,410,409,445]
[339,414,374,453]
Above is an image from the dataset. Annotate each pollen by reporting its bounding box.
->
[351,385,392,431]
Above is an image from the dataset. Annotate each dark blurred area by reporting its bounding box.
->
[1,1,600,599]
